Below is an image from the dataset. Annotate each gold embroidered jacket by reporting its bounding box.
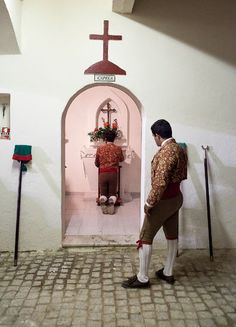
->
[146,139,187,206]
[95,143,124,168]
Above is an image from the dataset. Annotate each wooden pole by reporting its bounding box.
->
[202,146,214,261]
[14,161,23,266]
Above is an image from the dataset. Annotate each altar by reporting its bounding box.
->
[80,144,135,199]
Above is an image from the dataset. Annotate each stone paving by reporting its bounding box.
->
[0,247,236,327]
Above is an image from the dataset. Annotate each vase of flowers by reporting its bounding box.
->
[88,118,122,143]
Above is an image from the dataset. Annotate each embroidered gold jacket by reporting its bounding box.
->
[146,138,187,206]
[95,143,124,168]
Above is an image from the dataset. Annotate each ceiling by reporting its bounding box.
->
[0,0,23,54]
[112,0,136,13]
[0,0,20,54]
[0,0,136,55]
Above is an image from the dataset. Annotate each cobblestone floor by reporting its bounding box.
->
[0,247,236,327]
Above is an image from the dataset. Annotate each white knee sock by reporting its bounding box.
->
[163,239,178,276]
[137,244,152,283]
[99,195,107,203]
[109,195,116,204]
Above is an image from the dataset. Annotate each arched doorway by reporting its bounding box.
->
[61,84,143,246]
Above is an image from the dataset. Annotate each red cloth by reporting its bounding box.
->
[161,183,180,199]
[12,154,32,161]
[136,240,152,249]
[99,167,118,173]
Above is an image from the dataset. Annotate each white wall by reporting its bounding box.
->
[0,0,236,250]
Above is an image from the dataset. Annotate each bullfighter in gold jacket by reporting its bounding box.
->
[122,119,187,288]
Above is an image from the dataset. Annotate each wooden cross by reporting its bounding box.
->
[101,103,117,124]
[90,20,122,61]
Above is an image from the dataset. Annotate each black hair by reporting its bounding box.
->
[151,119,172,138]
[104,129,116,142]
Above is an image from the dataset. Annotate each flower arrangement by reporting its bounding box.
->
[88,118,122,142]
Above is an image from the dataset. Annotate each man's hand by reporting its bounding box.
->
[144,203,152,216]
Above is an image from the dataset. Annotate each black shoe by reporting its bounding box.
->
[107,199,115,215]
[155,268,175,284]
[121,275,150,289]
[100,198,108,214]
[101,204,108,214]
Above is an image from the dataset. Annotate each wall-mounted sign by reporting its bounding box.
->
[84,20,126,76]
[94,74,116,82]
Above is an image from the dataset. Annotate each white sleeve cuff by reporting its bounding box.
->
[145,201,154,208]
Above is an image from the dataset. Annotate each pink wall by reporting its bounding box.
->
[65,85,141,193]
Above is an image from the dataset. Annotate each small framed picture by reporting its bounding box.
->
[1,127,10,139]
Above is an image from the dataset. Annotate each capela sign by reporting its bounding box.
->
[94,74,116,82]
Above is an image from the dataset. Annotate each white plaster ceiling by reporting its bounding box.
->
[112,0,136,13]
[0,0,135,55]
[0,0,20,54]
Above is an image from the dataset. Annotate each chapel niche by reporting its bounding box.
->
[95,99,128,146]
[0,94,10,140]
[63,85,141,246]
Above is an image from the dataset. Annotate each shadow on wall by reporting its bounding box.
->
[208,148,236,247]
[182,144,235,248]
[179,207,209,248]
[177,144,210,248]
[128,0,236,67]
[0,179,17,250]
[122,151,141,193]
[32,146,60,198]
[0,179,50,251]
